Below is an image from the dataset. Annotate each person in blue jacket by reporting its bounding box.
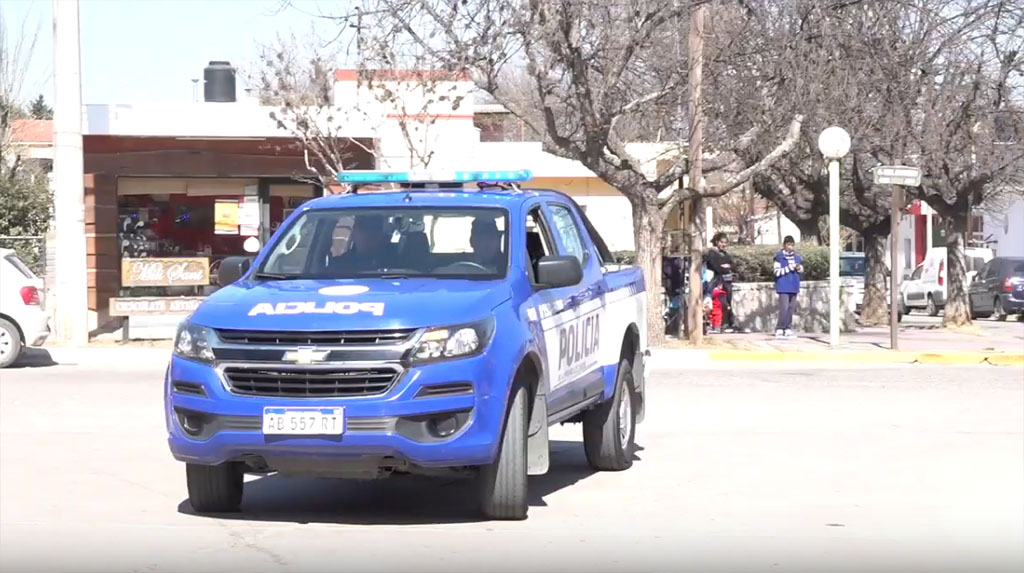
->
[773,235,803,338]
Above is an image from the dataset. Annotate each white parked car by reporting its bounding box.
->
[0,248,49,368]
[899,246,994,316]
[841,251,901,320]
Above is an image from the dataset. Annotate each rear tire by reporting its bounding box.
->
[926,294,939,317]
[583,358,636,471]
[0,318,22,369]
[479,383,528,520]
[186,462,244,513]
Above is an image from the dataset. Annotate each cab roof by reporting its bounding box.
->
[306,186,571,211]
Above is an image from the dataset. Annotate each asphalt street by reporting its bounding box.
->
[1,359,1021,573]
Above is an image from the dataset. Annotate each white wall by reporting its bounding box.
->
[572,196,636,253]
[752,212,802,246]
[985,197,1024,257]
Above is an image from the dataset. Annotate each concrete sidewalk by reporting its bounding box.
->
[661,320,1024,366]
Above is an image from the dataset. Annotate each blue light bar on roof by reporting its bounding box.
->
[337,169,533,184]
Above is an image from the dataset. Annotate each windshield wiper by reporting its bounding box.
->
[253,272,300,280]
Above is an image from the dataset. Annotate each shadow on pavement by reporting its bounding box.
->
[176,439,644,525]
[8,347,58,369]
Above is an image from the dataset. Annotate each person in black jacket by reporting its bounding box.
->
[704,232,736,332]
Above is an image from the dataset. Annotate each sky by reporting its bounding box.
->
[2,0,353,106]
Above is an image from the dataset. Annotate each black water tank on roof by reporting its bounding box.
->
[204,61,236,102]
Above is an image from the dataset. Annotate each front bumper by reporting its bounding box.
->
[164,352,509,470]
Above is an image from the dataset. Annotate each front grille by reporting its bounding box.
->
[214,328,416,346]
[222,366,401,397]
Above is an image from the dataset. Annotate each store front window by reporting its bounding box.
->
[116,178,316,297]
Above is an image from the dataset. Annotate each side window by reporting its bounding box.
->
[978,261,993,280]
[526,206,555,283]
[911,265,924,281]
[547,204,588,265]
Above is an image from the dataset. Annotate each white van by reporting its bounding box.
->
[900,246,994,316]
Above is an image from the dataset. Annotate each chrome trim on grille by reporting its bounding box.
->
[212,328,418,347]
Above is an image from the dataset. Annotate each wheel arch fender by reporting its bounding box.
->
[616,322,646,424]
[503,346,550,476]
[0,313,25,343]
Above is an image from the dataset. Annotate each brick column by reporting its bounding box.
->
[84,173,119,327]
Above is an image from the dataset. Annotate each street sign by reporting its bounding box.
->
[872,165,922,187]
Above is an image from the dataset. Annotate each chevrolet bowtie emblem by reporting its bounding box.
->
[283,347,330,365]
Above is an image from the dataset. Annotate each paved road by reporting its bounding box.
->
[1,361,1021,573]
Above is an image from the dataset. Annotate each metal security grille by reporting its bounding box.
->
[222,365,401,397]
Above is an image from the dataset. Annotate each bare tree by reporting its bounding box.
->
[0,9,51,271]
[911,0,1024,326]
[252,30,472,189]
[312,0,804,345]
[722,0,1024,328]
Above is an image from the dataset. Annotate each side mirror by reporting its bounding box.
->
[218,256,253,286]
[536,255,583,289]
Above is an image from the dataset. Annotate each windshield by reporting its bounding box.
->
[257,207,509,280]
[840,256,866,277]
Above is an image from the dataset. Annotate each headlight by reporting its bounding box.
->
[174,320,215,363]
[411,316,495,363]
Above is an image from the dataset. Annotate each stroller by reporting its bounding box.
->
[663,256,715,337]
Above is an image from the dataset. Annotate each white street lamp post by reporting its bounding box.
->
[818,126,851,348]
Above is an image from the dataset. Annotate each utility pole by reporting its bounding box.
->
[52,0,89,345]
[685,0,706,345]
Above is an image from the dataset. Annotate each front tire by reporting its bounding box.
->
[478,383,528,520]
[186,462,244,513]
[0,318,22,369]
[583,358,636,471]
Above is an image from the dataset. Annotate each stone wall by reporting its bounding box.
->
[728,280,860,333]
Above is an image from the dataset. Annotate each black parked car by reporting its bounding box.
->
[968,256,1024,320]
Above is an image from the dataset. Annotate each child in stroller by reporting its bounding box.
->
[702,264,727,334]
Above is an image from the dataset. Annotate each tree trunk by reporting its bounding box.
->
[942,212,972,327]
[859,230,889,326]
[686,196,705,344]
[631,196,666,347]
[686,0,706,345]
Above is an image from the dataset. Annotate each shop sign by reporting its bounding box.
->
[238,196,260,236]
[121,257,210,287]
[215,199,240,235]
[108,296,206,316]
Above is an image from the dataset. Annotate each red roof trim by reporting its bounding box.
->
[385,113,475,121]
[9,119,53,144]
[334,68,470,82]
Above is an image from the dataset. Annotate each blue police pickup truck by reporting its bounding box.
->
[165,169,648,520]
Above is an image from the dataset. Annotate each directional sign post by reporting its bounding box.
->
[872,165,922,351]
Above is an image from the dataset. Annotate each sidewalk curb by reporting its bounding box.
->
[651,347,1024,366]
